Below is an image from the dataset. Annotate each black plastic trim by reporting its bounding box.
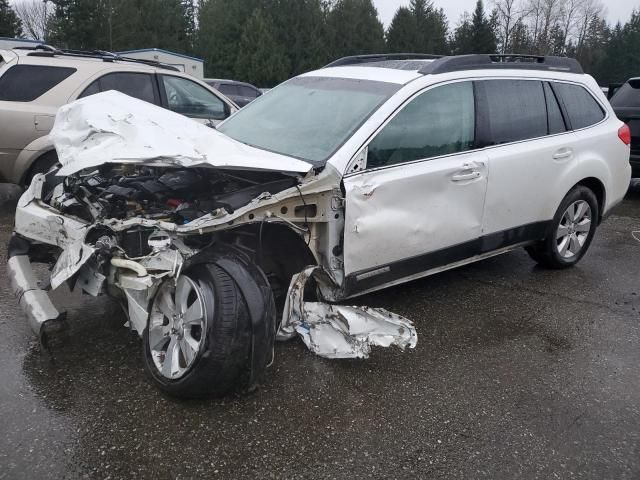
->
[344,221,551,296]
[325,53,443,68]
[418,54,584,75]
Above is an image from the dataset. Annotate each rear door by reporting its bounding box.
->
[343,81,489,293]
[478,79,578,243]
[77,71,161,105]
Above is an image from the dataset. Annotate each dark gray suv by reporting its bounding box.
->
[205,78,262,107]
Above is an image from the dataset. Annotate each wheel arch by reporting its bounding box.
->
[573,177,606,224]
[220,222,319,293]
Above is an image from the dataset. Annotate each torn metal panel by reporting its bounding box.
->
[50,242,96,290]
[51,91,314,176]
[278,267,417,359]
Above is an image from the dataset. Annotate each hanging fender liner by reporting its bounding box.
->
[185,246,276,390]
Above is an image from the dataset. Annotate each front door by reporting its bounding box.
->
[342,81,489,294]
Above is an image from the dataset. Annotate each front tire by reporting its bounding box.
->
[526,186,599,269]
[142,262,261,398]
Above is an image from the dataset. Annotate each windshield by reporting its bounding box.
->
[611,80,640,108]
[218,76,400,165]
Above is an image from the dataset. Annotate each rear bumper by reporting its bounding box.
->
[7,235,64,338]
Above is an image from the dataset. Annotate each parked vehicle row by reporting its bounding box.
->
[7,53,631,398]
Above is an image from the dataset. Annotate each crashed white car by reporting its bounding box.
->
[8,54,631,397]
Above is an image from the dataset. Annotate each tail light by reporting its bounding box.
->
[618,124,631,146]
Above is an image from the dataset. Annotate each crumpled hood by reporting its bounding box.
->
[51,90,314,176]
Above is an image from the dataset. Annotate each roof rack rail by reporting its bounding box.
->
[418,54,583,75]
[324,53,443,68]
[24,44,180,72]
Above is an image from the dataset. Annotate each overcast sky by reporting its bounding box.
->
[373,0,639,28]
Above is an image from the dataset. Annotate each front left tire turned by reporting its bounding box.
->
[142,257,275,399]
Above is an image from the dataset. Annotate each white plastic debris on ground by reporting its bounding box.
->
[278,267,418,359]
[50,90,314,176]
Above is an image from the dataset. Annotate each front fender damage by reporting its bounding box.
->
[9,91,419,376]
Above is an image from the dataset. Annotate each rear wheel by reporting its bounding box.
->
[142,260,268,398]
[526,186,599,269]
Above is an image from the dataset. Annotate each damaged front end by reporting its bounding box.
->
[8,91,417,397]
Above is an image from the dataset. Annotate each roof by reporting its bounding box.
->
[325,53,584,76]
[115,48,203,63]
[303,66,423,85]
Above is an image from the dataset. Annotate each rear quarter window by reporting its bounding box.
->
[553,83,605,130]
[0,65,76,102]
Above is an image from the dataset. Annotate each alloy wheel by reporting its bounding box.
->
[556,200,592,258]
[148,275,207,379]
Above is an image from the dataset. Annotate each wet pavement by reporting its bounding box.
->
[0,184,639,480]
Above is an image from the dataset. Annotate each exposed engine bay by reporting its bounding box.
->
[47,165,297,225]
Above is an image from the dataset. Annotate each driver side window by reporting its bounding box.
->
[160,75,228,120]
[367,82,476,169]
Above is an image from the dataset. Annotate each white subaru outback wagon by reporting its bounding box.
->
[9,54,631,398]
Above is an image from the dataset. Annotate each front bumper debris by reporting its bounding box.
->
[278,267,418,358]
[7,235,65,339]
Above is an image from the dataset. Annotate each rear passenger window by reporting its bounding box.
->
[367,81,475,169]
[79,72,158,104]
[239,85,258,97]
[544,82,567,134]
[0,65,76,102]
[553,83,605,130]
[482,80,547,144]
[218,84,238,96]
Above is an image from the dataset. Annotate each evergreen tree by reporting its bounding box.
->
[49,0,111,50]
[110,0,192,53]
[508,20,531,53]
[0,0,22,38]
[326,0,385,59]
[386,0,448,54]
[595,12,640,85]
[452,1,497,54]
[469,0,497,53]
[386,7,417,52]
[234,9,289,86]
[197,0,258,78]
[269,0,329,77]
[451,14,473,55]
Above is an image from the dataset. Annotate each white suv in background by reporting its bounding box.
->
[0,45,238,185]
[9,54,631,398]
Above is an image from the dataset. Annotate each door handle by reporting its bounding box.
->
[553,148,573,160]
[452,171,481,182]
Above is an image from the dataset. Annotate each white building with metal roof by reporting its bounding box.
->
[0,37,43,50]
[116,48,204,79]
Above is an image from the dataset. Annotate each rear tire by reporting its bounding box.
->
[526,186,599,269]
[142,260,268,398]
